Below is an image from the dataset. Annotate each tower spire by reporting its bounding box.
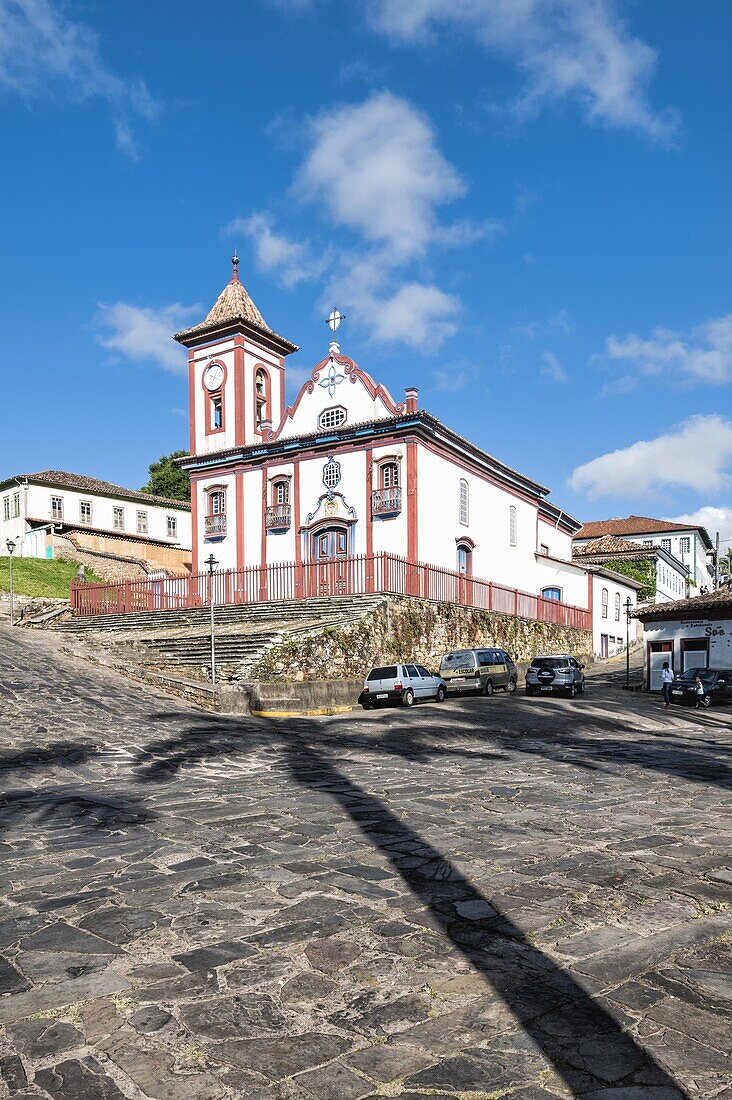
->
[231,251,240,283]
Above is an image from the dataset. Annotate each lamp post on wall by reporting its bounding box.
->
[625,596,633,689]
[5,539,16,627]
[205,553,219,687]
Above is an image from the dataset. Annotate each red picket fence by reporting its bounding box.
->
[70,552,591,631]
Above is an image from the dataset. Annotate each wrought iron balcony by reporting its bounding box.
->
[266,504,291,530]
[204,514,227,538]
[371,487,402,516]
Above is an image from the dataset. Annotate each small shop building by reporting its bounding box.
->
[636,586,732,691]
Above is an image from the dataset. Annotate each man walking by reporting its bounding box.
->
[660,661,673,707]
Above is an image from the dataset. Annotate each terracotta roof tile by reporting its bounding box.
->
[573,534,657,557]
[577,515,711,546]
[635,584,732,619]
[7,470,190,511]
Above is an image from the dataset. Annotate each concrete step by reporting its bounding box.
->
[54,595,384,634]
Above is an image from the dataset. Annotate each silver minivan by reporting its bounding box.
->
[526,654,585,698]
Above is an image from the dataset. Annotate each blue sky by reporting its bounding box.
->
[1,0,731,548]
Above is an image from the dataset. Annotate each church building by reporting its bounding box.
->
[174,258,601,624]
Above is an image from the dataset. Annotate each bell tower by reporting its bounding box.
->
[174,256,299,456]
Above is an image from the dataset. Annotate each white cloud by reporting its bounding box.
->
[569,415,732,499]
[368,282,461,349]
[669,505,732,550]
[540,350,568,382]
[0,0,158,154]
[366,0,676,142]
[601,314,732,385]
[296,91,465,261]
[226,212,326,289]
[95,302,199,374]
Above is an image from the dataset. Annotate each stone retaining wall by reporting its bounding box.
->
[250,596,592,683]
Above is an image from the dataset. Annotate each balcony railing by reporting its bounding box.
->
[204,514,227,538]
[372,487,402,516]
[266,504,291,530]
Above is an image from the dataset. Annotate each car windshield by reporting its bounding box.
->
[676,668,715,683]
[531,657,569,669]
[440,651,475,668]
[367,666,398,681]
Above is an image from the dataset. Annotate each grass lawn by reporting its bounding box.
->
[0,558,103,598]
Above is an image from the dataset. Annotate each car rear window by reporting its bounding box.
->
[531,657,568,670]
[367,666,398,680]
[440,651,476,668]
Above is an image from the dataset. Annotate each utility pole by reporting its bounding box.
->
[625,596,632,689]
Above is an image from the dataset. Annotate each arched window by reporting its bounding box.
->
[381,462,400,490]
[601,587,608,618]
[204,487,227,538]
[459,479,469,525]
[255,367,269,430]
[542,587,562,601]
[614,592,621,620]
[273,478,289,506]
[509,505,517,547]
[457,542,472,576]
[266,477,291,530]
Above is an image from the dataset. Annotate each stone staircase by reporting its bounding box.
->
[50,595,386,682]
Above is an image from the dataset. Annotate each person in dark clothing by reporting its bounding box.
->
[660,661,673,707]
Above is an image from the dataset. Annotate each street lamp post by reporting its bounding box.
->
[625,596,633,689]
[5,539,16,627]
[205,553,219,686]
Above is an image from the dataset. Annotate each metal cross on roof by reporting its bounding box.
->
[327,307,345,335]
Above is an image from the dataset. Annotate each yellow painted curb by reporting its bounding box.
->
[251,705,354,718]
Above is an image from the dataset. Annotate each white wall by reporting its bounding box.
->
[0,480,191,557]
[592,573,638,656]
[278,354,401,440]
[644,614,732,681]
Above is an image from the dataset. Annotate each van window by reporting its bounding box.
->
[367,666,398,680]
[440,651,476,669]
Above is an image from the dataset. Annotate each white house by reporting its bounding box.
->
[573,534,688,606]
[0,470,191,574]
[575,517,715,595]
[636,587,732,690]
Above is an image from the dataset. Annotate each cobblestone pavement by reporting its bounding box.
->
[0,627,730,1100]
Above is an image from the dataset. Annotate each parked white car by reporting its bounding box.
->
[359,663,448,708]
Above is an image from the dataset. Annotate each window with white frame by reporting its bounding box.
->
[540,543,549,555]
[601,587,608,618]
[51,495,63,521]
[643,539,653,546]
[273,479,289,506]
[509,505,517,547]
[459,479,469,525]
[80,500,92,525]
[318,406,347,430]
[615,592,621,620]
[2,496,9,521]
[136,510,148,535]
[380,462,400,490]
[679,536,691,554]
[113,506,124,531]
[167,515,178,539]
[12,492,20,518]
[210,489,226,515]
[661,538,671,551]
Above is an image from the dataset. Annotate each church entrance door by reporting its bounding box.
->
[310,525,349,596]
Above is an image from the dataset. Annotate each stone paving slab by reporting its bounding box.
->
[0,626,730,1098]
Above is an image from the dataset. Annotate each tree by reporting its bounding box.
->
[605,558,657,602]
[140,452,191,502]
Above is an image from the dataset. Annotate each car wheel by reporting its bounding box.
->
[568,683,576,699]
[436,686,446,703]
[484,679,494,696]
[578,680,585,695]
[403,689,415,707]
[506,678,517,693]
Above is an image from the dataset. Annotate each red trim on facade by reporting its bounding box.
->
[365,448,374,588]
[260,468,267,599]
[234,337,246,447]
[267,351,405,442]
[191,485,199,576]
[188,351,197,454]
[406,440,418,565]
[235,469,244,572]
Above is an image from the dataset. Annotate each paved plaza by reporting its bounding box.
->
[0,626,730,1099]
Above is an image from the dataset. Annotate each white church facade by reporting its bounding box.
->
[171,258,603,630]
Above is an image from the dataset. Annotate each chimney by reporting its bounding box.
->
[405,387,419,414]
